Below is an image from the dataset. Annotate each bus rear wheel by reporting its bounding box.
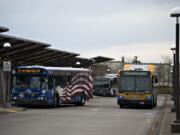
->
[76,94,86,106]
[80,95,86,106]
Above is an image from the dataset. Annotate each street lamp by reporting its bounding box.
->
[107,68,110,73]
[3,42,11,48]
[75,61,81,68]
[170,7,180,133]
[3,42,11,107]
[170,44,176,112]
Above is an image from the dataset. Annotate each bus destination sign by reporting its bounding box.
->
[15,68,43,74]
[121,71,150,76]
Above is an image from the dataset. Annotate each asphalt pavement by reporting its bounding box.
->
[0,95,171,135]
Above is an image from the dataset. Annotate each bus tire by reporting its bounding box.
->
[154,95,157,106]
[80,94,86,106]
[120,105,124,108]
[154,101,157,107]
[148,104,154,109]
[76,94,86,106]
[53,95,59,108]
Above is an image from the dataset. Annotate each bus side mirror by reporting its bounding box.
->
[154,78,158,83]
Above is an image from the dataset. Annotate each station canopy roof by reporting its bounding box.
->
[91,56,114,63]
[0,26,9,33]
[0,34,94,67]
[68,57,95,68]
[0,27,113,68]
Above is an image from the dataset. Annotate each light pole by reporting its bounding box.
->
[170,7,180,133]
[170,44,176,112]
[3,42,11,107]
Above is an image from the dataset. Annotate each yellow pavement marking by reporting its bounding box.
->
[6,109,18,113]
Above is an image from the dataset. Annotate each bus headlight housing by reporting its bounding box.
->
[118,95,125,100]
[40,90,48,97]
[38,97,45,100]
[42,90,46,94]
[145,95,153,101]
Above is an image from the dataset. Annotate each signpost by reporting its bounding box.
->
[3,61,11,72]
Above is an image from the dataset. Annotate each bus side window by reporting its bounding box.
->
[55,76,66,88]
[67,72,73,83]
[67,75,72,83]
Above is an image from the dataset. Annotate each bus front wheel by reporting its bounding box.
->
[120,105,124,108]
[53,95,59,108]
[154,101,157,107]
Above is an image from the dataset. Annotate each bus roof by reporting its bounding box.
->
[123,64,156,73]
[16,66,91,72]
[120,70,151,76]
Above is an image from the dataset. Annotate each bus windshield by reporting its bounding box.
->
[135,77,150,91]
[14,75,30,89]
[14,75,47,89]
[120,76,150,92]
[30,76,47,89]
[120,77,135,91]
[94,80,109,89]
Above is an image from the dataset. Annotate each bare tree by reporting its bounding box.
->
[132,56,141,64]
[124,56,141,64]
[161,55,172,64]
[125,57,133,63]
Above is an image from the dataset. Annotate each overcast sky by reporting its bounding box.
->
[0,0,179,62]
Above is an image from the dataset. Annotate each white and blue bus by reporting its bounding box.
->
[11,66,93,107]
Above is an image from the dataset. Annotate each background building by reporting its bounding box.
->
[91,60,175,94]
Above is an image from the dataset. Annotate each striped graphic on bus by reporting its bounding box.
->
[61,73,93,101]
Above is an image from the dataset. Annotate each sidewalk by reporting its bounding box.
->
[159,95,180,135]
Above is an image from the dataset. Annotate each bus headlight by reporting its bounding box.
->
[145,95,153,101]
[19,93,24,98]
[42,90,46,94]
[38,97,44,100]
[118,95,125,100]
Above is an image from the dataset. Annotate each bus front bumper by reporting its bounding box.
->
[117,99,153,106]
[11,98,49,106]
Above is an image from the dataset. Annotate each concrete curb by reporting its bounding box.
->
[0,106,26,114]
[146,95,168,135]
[159,96,180,135]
